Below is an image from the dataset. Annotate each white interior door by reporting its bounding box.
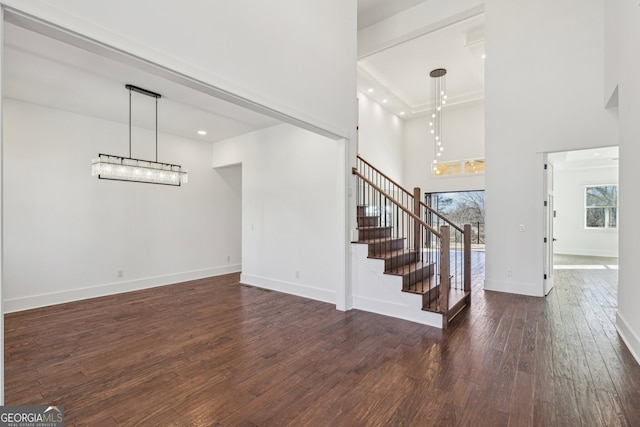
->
[543,161,555,295]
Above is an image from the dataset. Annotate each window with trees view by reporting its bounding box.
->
[585,185,617,229]
[427,191,485,244]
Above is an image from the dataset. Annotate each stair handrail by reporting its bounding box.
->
[357,155,413,199]
[357,155,464,233]
[352,168,441,237]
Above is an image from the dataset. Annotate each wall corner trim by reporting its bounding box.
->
[616,311,640,366]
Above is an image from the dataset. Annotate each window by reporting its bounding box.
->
[585,185,617,229]
[432,158,485,176]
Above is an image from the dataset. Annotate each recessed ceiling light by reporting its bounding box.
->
[593,152,601,156]
[399,112,405,116]
[367,88,374,93]
[482,54,486,59]
[197,130,207,136]
[382,99,388,103]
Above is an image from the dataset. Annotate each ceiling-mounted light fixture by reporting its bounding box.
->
[429,68,447,175]
[91,84,188,186]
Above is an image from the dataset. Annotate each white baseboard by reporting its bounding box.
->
[4,264,241,313]
[483,278,543,297]
[240,273,336,304]
[616,312,640,366]
[353,295,443,328]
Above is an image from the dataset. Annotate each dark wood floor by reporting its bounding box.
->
[5,253,640,426]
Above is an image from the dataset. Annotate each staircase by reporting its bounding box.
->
[352,156,471,329]
[357,205,437,301]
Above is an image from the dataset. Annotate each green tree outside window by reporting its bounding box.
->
[585,185,617,229]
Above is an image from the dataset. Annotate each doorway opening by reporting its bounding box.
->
[545,146,619,296]
[425,190,485,250]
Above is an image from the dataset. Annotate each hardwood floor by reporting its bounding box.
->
[5,253,640,426]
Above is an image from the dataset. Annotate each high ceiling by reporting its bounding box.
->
[3,3,479,142]
[3,22,281,144]
[357,9,485,119]
[356,3,617,170]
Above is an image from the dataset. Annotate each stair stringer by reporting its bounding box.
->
[351,243,443,328]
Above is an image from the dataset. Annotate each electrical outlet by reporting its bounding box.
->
[506,269,512,277]
[227,255,231,262]
[117,269,124,278]
[295,271,300,279]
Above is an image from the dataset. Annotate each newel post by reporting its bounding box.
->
[413,187,421,252]
[439,225,450,317]
[464,224,471,294]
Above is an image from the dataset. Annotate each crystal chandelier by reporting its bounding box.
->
[92,85,188,186]
[429,68,447,174]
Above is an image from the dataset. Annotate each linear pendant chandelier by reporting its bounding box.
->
[429,68,447,175]
[91,84,188,186]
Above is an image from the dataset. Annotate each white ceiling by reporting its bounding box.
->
[549,147,619,170]
[357,0,428,30]
[4,3,483,143]
[3,22,280,144]
[357,12,485,119]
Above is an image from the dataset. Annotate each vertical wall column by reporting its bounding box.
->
[337,137,351,311]
[1,7,5,405]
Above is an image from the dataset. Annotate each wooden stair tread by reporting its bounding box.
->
[419,289,470,313]
[402,286,435,295]
[448,289,470,311]
[401,279,437,295]
[357,237,404,245]
[385,261,434,276]
[367,248,412,260]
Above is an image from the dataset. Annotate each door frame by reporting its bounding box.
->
[543,156,555,296]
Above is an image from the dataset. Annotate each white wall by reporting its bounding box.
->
[604,0,620,105]
[404,101,485,193]
[357,95,485,193]
[2,99,241,311]
[357,93,404,183]
[553,166,618,257]
[2,0,357,140]
[212,124,344,304]
[484,0,618,296]
[606,0,640,364]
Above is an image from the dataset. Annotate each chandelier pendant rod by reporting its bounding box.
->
[125,84,162,161]
[129,87,132,159]
[155,96,158,163]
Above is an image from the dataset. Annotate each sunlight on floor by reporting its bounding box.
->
[554,264,618,270]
